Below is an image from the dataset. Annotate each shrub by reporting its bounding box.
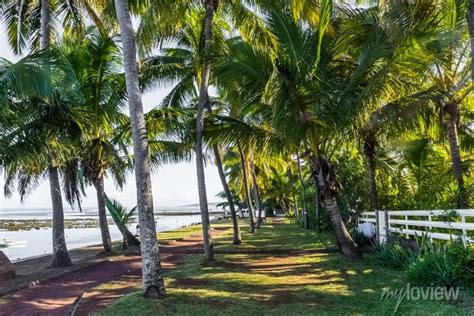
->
[407,240,474,287]
[374,241,416,269]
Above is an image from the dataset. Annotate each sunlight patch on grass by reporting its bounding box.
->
[101,222,473,315]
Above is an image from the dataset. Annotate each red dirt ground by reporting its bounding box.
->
[0,228,230,316]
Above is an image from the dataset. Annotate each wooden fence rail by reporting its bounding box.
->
[359,209,474,246]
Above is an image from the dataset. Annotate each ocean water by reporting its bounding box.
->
[0,206,219,262]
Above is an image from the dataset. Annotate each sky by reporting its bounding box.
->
[0,23,223,210]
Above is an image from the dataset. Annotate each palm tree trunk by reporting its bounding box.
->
[363,133,380,211]
[95,174,112,253]
[296,153,308,229]
[114,0,166,298]
[238,145,256,233]
[250,160,263,229]
[49,165,72,268]
[468,0,474,83]
[40,0,71,268]
[40,0,51,50]
[194,0,217,262]
[120,224,140,247]
[445,103,467,207]
[323,191,362,259]
[311,172,322,233]
[309,154,361,259]
[286,167,298,220]
[213,145,241,245]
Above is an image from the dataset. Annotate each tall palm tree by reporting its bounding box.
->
[213,144,242,244]
[0,0,82,266]
[113,0,166,298]
[138,8,243,248]
[468,0,474,82]
[214,7,363,259]
[136,0,275,260]
[0,51,82,267]
[194,0,217,261]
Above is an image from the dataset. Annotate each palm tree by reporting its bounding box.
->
[250,160,264,228]
[213,144,242,244]
[136,0,275,260]
[238,145,256,233]
[138,8,244,248]
[105,198,139,249]
[356,0,472,207]
[63,29,128,253]
[113,0,166,298]
[194,0,218,261]
[214,6,363,259]
[0,51,82,268]
[0,0,90,268]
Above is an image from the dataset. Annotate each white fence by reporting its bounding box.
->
[359,209,474,246]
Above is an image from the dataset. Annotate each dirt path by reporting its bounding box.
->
[0,228,230,316]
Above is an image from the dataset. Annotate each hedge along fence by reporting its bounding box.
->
[359,209,474,247]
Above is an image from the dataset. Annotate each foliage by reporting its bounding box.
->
[407,239,474,287]
[376,237,474,288]
[105,198,137,232]
[375,241,417,269]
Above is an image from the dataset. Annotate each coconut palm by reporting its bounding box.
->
[354,0,473,208]
[136,0,275,261]
[0,51,82,267]
[59,28,129,253]
[0,0,96,268]
[213,5,365,258]
[105,198,138,249]
[113,0,166,298]
[139,8,243,247]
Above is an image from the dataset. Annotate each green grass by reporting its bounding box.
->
[157,224,205,241]
[157,220,234,242]
[100,220,474,315]
[214,219,336,252]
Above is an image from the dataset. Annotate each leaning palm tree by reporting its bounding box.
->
[105,198,139,249]
[214,8,363,259]
[114,0,166,298]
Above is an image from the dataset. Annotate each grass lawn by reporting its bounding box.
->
[101,220,474,315]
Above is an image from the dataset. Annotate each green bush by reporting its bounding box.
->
[374,241,416,269]
[407,240,474,287]
[376,238,474,287]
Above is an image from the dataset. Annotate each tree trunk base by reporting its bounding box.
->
[232,239,242,245]
[50,252,72,268]
[143,285,166,299]
[340,246,363,260]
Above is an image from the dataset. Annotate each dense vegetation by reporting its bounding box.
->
[0,0,473,300]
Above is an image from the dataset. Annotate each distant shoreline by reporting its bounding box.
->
[0,211,225,231]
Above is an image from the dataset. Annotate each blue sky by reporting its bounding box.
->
[0,23,223,209]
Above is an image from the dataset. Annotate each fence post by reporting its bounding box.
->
[375,209,380,245]
[405,215,409,239]
[377,209,388,244]
[461,215,467,248]
[428,214,433,242]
